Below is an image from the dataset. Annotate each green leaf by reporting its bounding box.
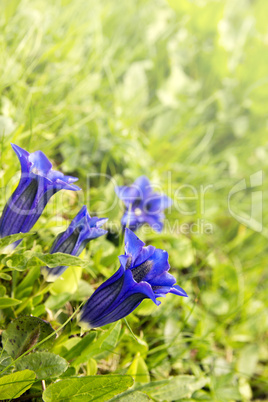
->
[237,344,259,377]
[60,367,76,378]
[45,292,71,310]
[16,265,40,298]
[43,375,134,402]
[0,349,13,376]
[72,321,121,367]
[31,304,46,317]
[0,273,12,281]
[139,376,209,401]
[213,374,241,401]
[94,321,122,360]
[111,391,152,401]
[86,358,97,376]
[63,332,97,362]
[0,369,36,399]
[0,297,21,308]
[0,285,6,297]
[28,252,86,268]
[4,254,28,271]
[127,354,150,383]
[2,316,56,359]
[15,352,68,379]
[50,265,83,295]
[124,335,148,359]
[0,233,32,250]
[71,279,94,301]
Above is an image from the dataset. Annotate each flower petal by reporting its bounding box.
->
[80,292,144,329]
[0,179,38,237]
[134,176,152,197]
[42,206,107,281]
[79,269,160,328]
[170,285,188,297]
[78,230,187,329]
[78,265,125,324]
[47,169,80,187]
[143,214,164,232]
[143,248,170,281]
[29,150,53,175]
[0,144,81,244]
[133,245,155,267]
[121,212,144,232]
[147,271,176,288]
[88,216,108,228]
[11,144,30,174]
[48,170,78,183]
[144,194,172,213]
[115,185,141,207]
[124,228,145,261]
[118,255,129,269]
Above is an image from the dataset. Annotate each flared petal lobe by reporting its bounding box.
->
[78,229,187,329]
[124,227,145,260]
[42,206,108,282]
[115,176,172,232]
[0,144,80,244]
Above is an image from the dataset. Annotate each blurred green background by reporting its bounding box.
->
[0,0,268,400]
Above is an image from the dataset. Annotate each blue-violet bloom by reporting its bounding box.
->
[115,176,172,232]
[42,205,108,282]
[78,228,187,329]
[0,144,80,246]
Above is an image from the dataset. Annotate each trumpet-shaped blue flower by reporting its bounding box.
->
[42,205,108,282]
[115,176,172,232]
[78,228,187,329]
[0,144,80,246]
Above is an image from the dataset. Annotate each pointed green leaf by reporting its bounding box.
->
[0,297,21,308]
[28,252,86,268]
[63,332,96,361]
[0,369,35,399]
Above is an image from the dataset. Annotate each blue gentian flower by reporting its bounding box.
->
[0,144,80,245]
[115,176,172,232]
[78,228,187,329]
[42,205,108,282]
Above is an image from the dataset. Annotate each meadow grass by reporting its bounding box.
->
[0,0,268,400]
